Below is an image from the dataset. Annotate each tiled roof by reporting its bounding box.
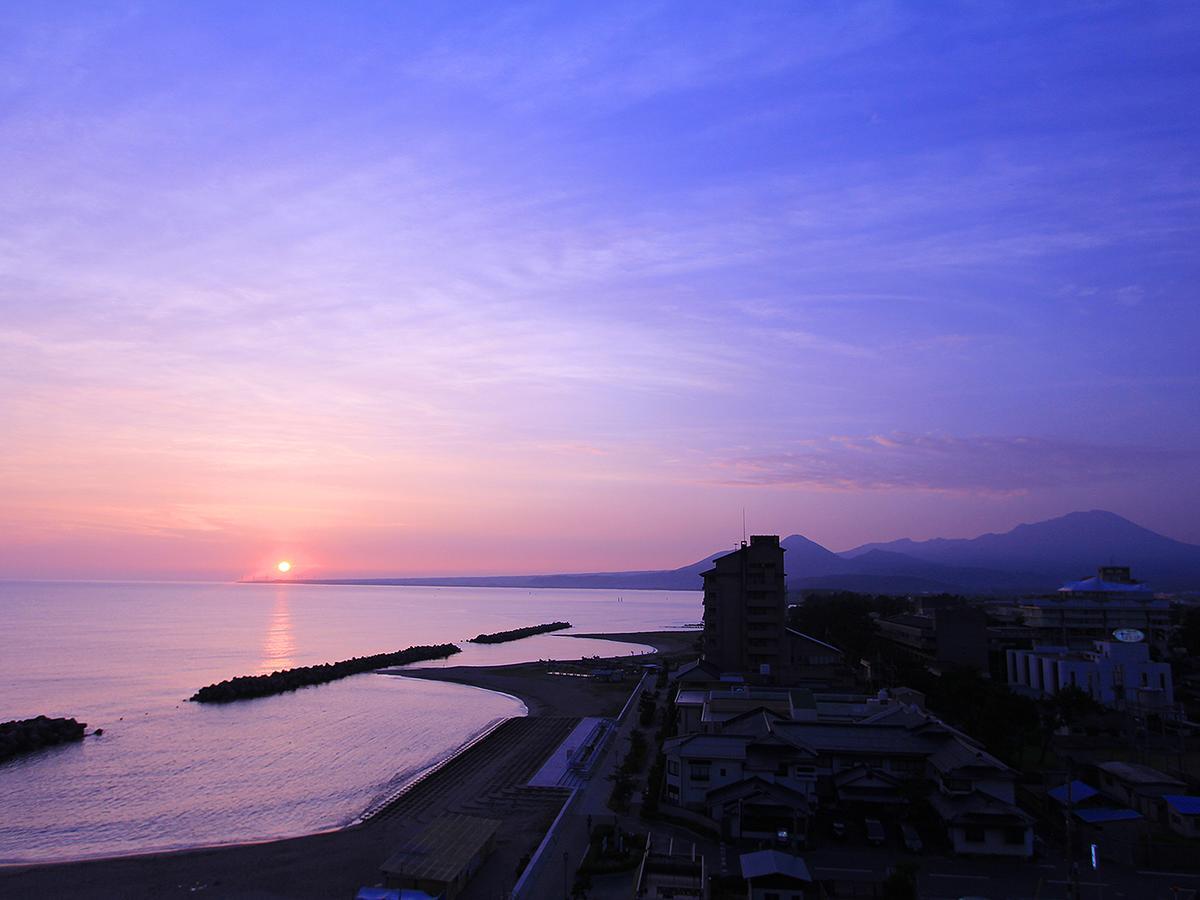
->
[928,736,1010,776]
[771,721,943,755]
[664,734,749,760]
[931,790,1032,824]
[1097,761,1185,787]
[1074,807,1142,824]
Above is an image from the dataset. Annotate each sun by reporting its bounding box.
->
[276,561,292,573]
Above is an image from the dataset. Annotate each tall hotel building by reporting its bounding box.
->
[701,535,788,677]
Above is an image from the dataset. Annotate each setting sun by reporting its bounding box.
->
[276,561,292,573]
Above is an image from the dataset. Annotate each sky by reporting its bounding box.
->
[2,2,1199,580]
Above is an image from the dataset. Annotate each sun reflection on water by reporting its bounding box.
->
[260,589,297,672]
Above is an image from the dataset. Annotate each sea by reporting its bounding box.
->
[0,580,700,864]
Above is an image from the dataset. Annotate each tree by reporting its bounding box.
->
[1037,686,1103,765]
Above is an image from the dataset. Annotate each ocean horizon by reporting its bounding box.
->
[0,581,699,864]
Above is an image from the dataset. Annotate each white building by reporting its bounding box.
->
[1006,639,1174,712]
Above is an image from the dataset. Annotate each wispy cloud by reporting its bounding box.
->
[716,434,1187,495]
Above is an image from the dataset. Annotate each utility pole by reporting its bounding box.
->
[1065,760,1080,900]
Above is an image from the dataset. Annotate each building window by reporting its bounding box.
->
[667,760,679,776]
[1004,826,1026,845]
[964,825,986,843]
[690,764,711,782]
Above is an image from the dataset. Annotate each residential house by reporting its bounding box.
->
[1164,795,1200,839]
[663,704,1032,857]
[1094,761,1186,821]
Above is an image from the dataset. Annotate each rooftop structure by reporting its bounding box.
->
[1059,566,1152,595]
[380,814,501,899]
[1000,566,1171,649]
[674,685,918,735]
[740,849,812,899]
[636,835,707,900]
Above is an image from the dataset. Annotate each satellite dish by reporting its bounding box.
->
[1112,628,1144,643]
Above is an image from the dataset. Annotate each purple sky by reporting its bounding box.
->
[2,2,1198,580]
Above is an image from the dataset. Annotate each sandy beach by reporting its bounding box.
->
[0,630,697,899]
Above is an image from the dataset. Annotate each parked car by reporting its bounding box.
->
[865,818,885,845]
[900,822,923,853]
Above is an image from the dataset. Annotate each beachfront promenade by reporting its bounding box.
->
[506,670,651,900]
[0,632,696,899]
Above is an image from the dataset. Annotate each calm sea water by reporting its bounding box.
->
[0,581,700,863]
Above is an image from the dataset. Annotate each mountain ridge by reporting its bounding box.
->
[271,511,1200,594]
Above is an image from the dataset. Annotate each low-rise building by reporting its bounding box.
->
[1072,807,1146,865]
[1164,795,1200,839]
[930,789,1034,858]
[1094,761,1186,820]
[662,704,1032,857]
[877,604,990,672]
[739,850,813,900]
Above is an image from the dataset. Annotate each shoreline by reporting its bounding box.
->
[0,629,697,898]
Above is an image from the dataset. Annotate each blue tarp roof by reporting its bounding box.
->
[1074,807,1142,824]
[1164,795,1200,815]
[1048,780,1099,805]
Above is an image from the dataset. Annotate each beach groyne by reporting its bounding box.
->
[189,643,462,703]
[1,716,87,762]
[468,622,571,644]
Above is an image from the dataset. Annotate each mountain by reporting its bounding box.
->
[280,510,1200,595]
[843,510,1200,591]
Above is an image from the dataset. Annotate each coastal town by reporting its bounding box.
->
[380,536,1200,899]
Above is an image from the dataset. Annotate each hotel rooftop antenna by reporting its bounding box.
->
[741,508,747,547]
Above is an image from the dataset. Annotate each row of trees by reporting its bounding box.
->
[190,643,461,703]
